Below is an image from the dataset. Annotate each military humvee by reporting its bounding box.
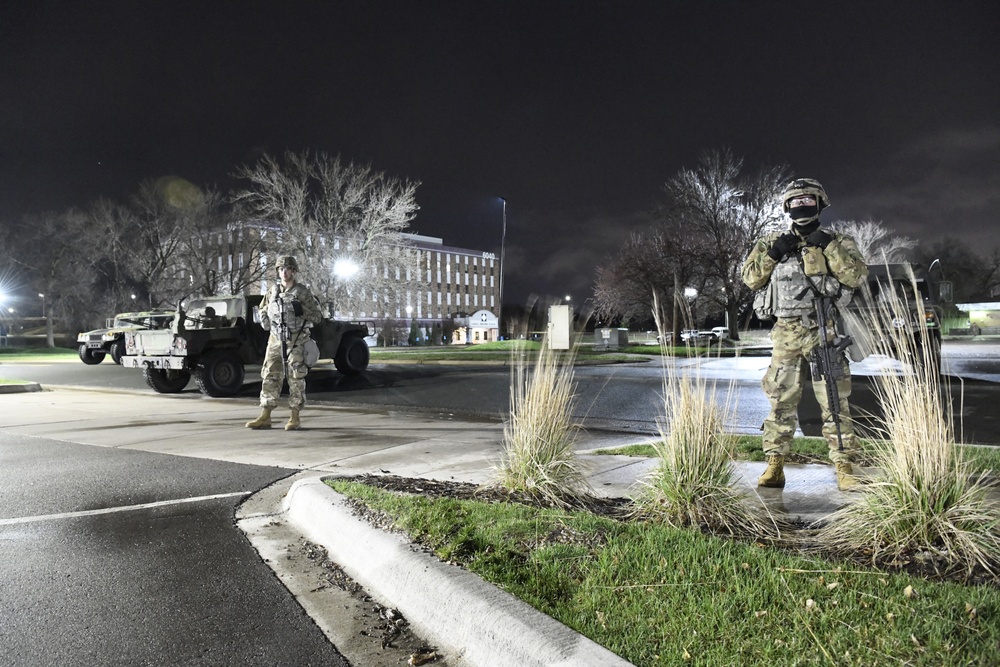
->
[77,311,175,365]
[120,294,370,397]
[842,262,944,373]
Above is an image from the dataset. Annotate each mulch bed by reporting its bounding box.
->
[333,473,633,519]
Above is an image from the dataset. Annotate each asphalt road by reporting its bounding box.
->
[0,431,347,667]
[4,338,999,443]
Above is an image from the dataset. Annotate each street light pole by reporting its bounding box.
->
[499,197,507,341]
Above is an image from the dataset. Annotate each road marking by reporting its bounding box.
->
[0,492,250,526]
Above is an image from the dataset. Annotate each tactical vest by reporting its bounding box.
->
[771,248,841,318]
[267,284,314,335]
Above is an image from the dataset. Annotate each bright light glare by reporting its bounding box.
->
[333,258,359,279]
[684,287,698,299]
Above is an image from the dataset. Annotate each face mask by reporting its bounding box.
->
[793,219,821,236]
[789,205,819,221]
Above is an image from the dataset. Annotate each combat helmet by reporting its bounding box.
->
[782,178,830,213]
[782,178,830,227]
[274,255,299,271]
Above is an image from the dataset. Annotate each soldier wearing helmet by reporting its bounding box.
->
[741,179,868,491]
[246,254,323,431]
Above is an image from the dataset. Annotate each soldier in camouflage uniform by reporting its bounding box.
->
[245,255,324,431]
[742,179,868,491]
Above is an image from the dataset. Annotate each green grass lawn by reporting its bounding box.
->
[366,338,772,363]
[369,341,644,364]
[0,346,77,361]
[329,478,1000,666]
[595,436,1000,474]
[594,435,832,462]
[619,342,774,357]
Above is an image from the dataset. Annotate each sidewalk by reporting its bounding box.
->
[0,386,851,666]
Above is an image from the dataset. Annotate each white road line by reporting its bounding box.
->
[0,492,250,526]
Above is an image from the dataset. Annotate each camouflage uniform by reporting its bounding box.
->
[742,229,868,464]
[257,282,324,410]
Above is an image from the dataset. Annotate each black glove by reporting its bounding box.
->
[806,229,834,249]
[767,232,799,261]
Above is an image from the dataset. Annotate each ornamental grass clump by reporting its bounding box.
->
[819,266,1000,578]
[490,333,591,506]
[636,307,782,537]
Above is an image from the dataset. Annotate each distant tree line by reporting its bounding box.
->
[592,149,1000,339]
[0,151,420,345]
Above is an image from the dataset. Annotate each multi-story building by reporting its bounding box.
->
[353,233,501,344]
[200,220,502,344]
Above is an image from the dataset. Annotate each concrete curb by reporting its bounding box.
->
[0,382,42,394]
[283,476,634,667]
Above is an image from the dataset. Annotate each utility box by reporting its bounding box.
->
[595,328,629,350]
[547,304,571,350]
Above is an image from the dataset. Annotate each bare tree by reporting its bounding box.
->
[915,237,1000,307]
[660,149,787,338]
[127,180,194,308]
[177,189,268,297]
[87,197,143,314]
[593,223,703,339]
[829,218,916,263]
[231,151,421,316]
[8,210,97,345]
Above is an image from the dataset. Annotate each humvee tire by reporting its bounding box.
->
[334,335,370,376]
[109,340,126,365]
[195,349,246,397]
[144,367,191,393]
[78,344,106,365]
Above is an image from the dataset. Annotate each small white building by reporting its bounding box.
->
[956,301,1000,334]
[452,309,499,344]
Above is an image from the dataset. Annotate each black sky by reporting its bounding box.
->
[2,1,998,303]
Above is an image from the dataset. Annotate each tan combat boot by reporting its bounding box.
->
[757,455,786,488]
[245,407,273,429]
[836,461,860,491]
[285,409,300,431]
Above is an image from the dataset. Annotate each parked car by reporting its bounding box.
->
[680,329,712,343]
[708,326,730,340]
[77,311,175,365]
[680,328,728,343]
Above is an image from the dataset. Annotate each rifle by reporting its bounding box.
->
[276,286,290,389]
[810,294,854,451]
